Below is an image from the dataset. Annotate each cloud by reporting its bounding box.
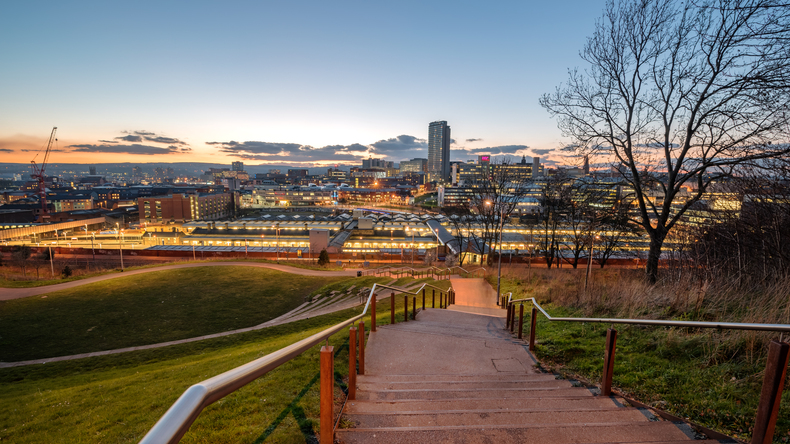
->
[67,144,185,155]
[146,136,187,145]
[530,148,554,156]
[98,140,119,144]
[466,138,482,142]
[0,148,11,153]
[116,131,188,146]
[207,140,370,162]
[116,135,143,142]
[460,145,530,156]
[369,135,427,156]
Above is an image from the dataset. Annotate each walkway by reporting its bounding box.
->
[447,277,501,316]
[0,262,358,300]
[338,280,714,443]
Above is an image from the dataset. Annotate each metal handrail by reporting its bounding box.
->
[141,281,452,443]
[365,265,486,279]
[508,297,790,333]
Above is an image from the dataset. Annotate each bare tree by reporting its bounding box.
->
[537,172,572,268]
[541,0,790,283]
[467,157,533,264]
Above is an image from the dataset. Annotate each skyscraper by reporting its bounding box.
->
[232,161,244,172]
[428,121,451,182]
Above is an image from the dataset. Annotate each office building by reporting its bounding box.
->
[232,161,244,172]
[400,158,427,173]
[428,121,451,182]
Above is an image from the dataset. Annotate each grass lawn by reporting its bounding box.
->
[0,258,346,288]
[0,294,412,443]
[496,276,790,442]
[0,267,347,362]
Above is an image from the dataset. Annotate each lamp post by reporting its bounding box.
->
[486,201,505,306]
[90,232,96,262]
[585,234,600,291]
[272,224,280,262]
[48,244,54,277]
[119,229,125,271]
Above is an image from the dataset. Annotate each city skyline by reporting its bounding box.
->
[0,1,607,167]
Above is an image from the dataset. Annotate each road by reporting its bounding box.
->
[0,262,359,301]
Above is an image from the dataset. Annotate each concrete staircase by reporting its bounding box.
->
[337,286,722,444]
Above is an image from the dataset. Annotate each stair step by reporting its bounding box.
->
[336,421,693,444]
[347,408,651,427]
[357,379,574,391]
[345,396,623,413]
[357,373,557,383]
[356,387,594,401]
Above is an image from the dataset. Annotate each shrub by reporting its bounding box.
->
[61,265,73,278]
[317,249,330,266]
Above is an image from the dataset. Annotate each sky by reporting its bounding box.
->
[0,1,606,168]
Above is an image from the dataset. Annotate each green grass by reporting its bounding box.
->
[0,294,410,443]
[496,276,790,442]
[0,258,346,288]
[0,267,347,362]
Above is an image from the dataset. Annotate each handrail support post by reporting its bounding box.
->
[390,292,395,324]
[518,304,524,339]
[348,327,357,400]
[358,321,365,375]
[404,295,408,322]
[371,294,377,332]
[529,307,537,351]
[751,339,789,444]
[602,328,617,396]
[320,345,334,443]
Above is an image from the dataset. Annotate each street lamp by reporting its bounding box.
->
[272,224,280,262]
[486,201,505,306]
[585,234,600,290]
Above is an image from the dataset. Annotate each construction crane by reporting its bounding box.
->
[30,127,57,222]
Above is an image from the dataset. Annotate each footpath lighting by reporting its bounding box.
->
[486,200,505,306]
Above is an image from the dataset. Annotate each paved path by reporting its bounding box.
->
[447,277,503,316]
[0,262,359,300]
[338,282,709,443]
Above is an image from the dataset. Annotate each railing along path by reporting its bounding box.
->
[362,265,486,279]
[502,295,790,444]
[140,280,454,444]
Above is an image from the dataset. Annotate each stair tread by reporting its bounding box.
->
[336,421,694,444]
[347,408,653,427]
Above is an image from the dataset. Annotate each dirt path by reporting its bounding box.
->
[0,262,359,301]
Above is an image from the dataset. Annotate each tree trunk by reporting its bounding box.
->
[645,232,666,284]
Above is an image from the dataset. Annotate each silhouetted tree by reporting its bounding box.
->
[541,0,790,283]
[317,248,330,266]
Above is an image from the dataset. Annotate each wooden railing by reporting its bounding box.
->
[139,282,453,443]
[504,296,790,444]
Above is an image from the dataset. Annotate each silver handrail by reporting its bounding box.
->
[508,297,790,332]
[140,281,452,444]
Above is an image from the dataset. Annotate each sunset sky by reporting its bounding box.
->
[0,1,606,167]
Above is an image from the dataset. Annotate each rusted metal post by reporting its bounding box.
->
[529,307,537,351]
[320,345,334,444]
[432,289,435,308]
[348,327,357,400]
[390,292,395,324]
[510,304,516,333]
[517,304,524,339]
[751,340,789,444]
[371,294,377,332]
[404,295,408,322]
[412,296,416,320]
[358,321,365,375]
[505,304,511,329]
[422,288,425,310]
[602,328,618,396]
